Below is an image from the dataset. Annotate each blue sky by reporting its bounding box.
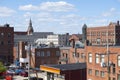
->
[0,0,120,34]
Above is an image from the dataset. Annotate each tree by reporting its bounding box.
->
[0,62,6,73]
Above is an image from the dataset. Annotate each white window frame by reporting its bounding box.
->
[88,69,92,75]
[118,56,120,66]
[95,70,99,76]
[100,71,104,77]
[95,54,99,64]
[100,55,105,62]
[88,53,92,63]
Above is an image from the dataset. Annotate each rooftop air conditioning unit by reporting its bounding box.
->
[101,62,106,67]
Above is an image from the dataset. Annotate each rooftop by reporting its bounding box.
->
[43,63,86,71]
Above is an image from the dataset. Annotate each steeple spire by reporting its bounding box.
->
[27,18,34,35]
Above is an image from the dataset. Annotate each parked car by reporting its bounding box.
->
[20,71,28,77]
[15,69,24,75]
[6,69,15,75]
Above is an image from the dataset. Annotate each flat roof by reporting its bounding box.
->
[41,63,86,71]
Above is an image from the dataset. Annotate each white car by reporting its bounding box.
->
[7,69,15,75]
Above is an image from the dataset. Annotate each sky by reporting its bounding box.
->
[0,0,120,34]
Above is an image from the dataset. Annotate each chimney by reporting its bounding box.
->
[117,20,119,26]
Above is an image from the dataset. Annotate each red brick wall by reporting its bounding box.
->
[87,24,116,46]
[31,48,60,68]
[62,69,86,80]
[86,46,120,80]
[0,26,14,63]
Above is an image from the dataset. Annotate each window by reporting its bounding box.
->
[73,52,75,57]
[88,79,92,80]
[1,33,4,36]
[37,52,40,56]
[100,55,105,62]
[66,54,68,58]
[95,54,99,64]
[118,56,120,66]
[47,51,50,56]
[113,78,116,80]
[8,40,11,45]
[56,51,60,56]
[62,53,64,57]
[88,53,92,63]
[8,33,11,37]
[100,71,104,77]
[88,69,92,75]
[97,38,101,44]
[95,70,99,76]
[81,53,85,59]
[0,41,4,45]
[118,74,120,80]
[112,64,116,74]
[76,53,79,57]
[41,51,44,56]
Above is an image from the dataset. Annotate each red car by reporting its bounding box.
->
[20,71,28,77]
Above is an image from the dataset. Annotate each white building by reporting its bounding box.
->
[35,33,69,47]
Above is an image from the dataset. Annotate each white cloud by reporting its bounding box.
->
[19,4,38,11]
[23,12,33,17]
[40,1,75,12]
[95,19,107,23]
[19,1,75,12]
[102,13,111,17]
[110,8,116,12]
[102,8,116,17]
[0,7,15,17]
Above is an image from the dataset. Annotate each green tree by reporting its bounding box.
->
[0,62,6,73]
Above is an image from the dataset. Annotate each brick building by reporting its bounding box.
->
[40,63,86,80]
[0,24,14,64]
[83,21,120,46]
[86,45,120,80]
[31,47,60,68]
[59,47,70,64]
[14,41,60,68]
[60,47,86,64]
[60,45,120,80]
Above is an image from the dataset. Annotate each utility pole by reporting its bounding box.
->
[27,43,39,80]
[74,42,79,63]
[106,26,110,80]
[27,44,31,80]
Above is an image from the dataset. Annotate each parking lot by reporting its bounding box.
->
[13,71,45,80]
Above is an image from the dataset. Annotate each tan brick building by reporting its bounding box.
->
[60,45,120,80]
[84,21,120,46]
[86,46,120,80]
